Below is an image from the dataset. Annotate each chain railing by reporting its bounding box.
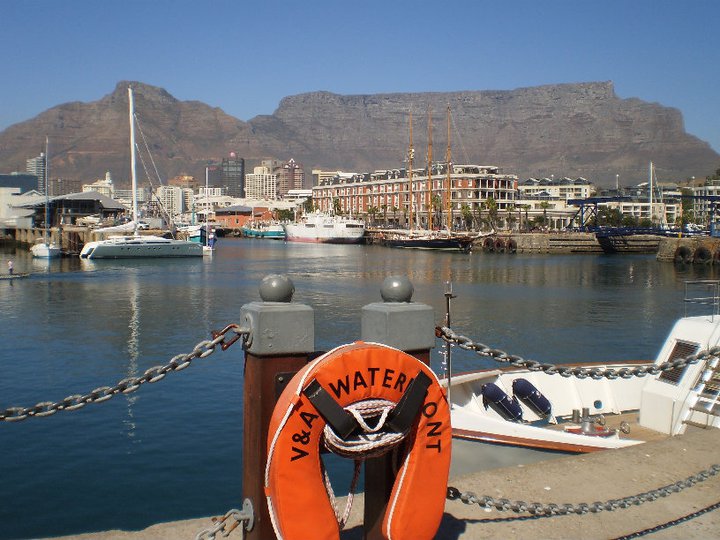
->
[446,464,720,516]
[0,324,249,422]
[436,326,720,379]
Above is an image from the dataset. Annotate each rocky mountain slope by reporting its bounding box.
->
[0,81,717,188]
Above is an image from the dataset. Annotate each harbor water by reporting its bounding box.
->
[0,239,716,540]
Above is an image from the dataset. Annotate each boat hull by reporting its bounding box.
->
[284,214,365,244]
[30,243,62,258]
[79,236,203,259]
[382,236,473,251]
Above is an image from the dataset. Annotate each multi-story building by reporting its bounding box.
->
[519,177,593,200]
[312,163,518,229]
[277,159,305,197]
[26,152,47,194]
[82,172,115,199]
[222,153,245,198]
[155,185,190,219]
[245,166,278,200]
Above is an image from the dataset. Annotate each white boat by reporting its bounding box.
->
[284,212,365,244]
[31,137,61,259]
[79,87,202,260]
[441,280,720,470]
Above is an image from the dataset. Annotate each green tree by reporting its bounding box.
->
[431,194,443,229]
[460,203,473,230]
[332,197,342,216]
[367,206,378,225]
[483,196,498,230]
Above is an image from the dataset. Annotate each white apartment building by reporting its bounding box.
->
[245,166,278,200]
[82,171,115,199]
[519,177,593,199]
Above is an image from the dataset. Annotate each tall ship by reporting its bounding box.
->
[381,107,476,252]
[284,212,365,244]
[79,86,202,260]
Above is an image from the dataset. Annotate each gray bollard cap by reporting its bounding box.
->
[259,274,295,302]
[380,275,414,302]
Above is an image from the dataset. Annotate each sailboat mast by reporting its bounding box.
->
[408,111,414,230]
[427,107,432,230]
[129,86,139,226]
[649,161,653,224]
[44,136,49,243]
[445,106,452,231]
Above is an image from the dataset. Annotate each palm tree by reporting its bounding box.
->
[431,194,443,229]
[460,203,473,231]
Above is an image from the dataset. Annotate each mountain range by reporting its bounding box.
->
[0,80,717,188]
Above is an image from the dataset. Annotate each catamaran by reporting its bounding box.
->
[79,87,202,259]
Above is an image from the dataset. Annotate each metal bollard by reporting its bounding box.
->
[360,276,435,540]
[240,274,314,540]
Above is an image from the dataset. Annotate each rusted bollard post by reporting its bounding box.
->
[360,276,435,540]
[241,274,314,540]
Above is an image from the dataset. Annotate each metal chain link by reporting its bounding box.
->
[436,325,720,379]
[0,324,250,423]
[446,464,720,516]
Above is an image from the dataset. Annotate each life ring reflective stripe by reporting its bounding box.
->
[265,341,451,540]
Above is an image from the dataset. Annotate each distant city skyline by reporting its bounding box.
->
[1,0,718,154]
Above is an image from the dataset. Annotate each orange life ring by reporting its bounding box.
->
[265,341,451,540]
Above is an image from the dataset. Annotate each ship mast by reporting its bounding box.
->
[407,111,414,230]
[426,107,432,230]
[445,106,452,231]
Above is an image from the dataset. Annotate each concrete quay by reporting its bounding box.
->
[53,427,720,540]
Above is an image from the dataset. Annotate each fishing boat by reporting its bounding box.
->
[79,87,202,260]
[284,212,365,244]
[241,220,285,240]
[381,107,477,252]
[30,137,61,259]
[441,280,720,470]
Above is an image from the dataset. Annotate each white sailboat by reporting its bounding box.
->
[79,87,202,259]
[30,137,62,258]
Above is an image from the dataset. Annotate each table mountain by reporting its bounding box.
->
[0,80,717,188]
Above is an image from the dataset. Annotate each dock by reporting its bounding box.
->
[53,426,720,539]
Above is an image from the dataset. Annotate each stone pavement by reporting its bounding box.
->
[53,427,720,540]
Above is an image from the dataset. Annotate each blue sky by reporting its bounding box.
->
[2,0,719,154]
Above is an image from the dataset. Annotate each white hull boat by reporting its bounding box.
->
[78,86,202,260]
[30,241,62,259]
[284,212,365,244]
[80,234,202,259]
[441,282,720,469]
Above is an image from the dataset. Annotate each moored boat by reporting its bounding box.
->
[440,280,720,470]
[242,221,285,240]
[284,212,365,244]
[79,86,202,260]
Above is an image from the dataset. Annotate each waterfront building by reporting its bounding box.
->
[245,166,278,200]
[689,182,720,226]
[519,177,593,200]
[312,163,518,229]
[26,151,47,193]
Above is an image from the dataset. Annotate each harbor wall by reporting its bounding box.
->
[657,236,720,263]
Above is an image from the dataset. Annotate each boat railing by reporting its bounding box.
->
[684,280,720,320]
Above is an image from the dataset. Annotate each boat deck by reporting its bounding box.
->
[546,411,669,443]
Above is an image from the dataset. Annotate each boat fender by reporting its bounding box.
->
[512,378,552,418]
[481,383,523,422]
[265,341,451,540]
